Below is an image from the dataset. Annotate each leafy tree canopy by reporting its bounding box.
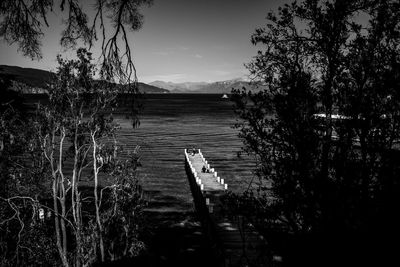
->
[0,0,153,83]
[229,0,400,264]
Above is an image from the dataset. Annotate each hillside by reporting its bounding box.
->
[0,65,55,88]
[137,82,169,93]
[0,65,168,94]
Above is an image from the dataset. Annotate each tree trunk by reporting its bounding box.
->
[49,129,69,267]
[92,133,105,262]
[58,130,68,257]
[70,121,83,267]
[53,179,69,267]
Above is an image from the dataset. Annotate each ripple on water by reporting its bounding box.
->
[114,94,256,215]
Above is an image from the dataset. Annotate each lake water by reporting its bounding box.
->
[23,93,257,262]
[114,94,255,215]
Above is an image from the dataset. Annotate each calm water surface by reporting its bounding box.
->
[115,94,255,214]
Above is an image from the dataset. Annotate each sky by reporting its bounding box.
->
[0,0,287,83]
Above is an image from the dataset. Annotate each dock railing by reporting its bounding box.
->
[185,148,270,267]
[184,149,225,265]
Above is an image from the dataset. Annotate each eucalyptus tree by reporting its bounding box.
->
[0,1,151,265]
[38,49,145,266]
[1,49,146,266]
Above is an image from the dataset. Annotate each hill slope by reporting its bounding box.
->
[0,65,168,94]
[137,82,169,93]
[0,65,55,88]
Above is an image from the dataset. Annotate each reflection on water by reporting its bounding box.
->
[115,94,255,214]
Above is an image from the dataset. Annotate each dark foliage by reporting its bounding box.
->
[228,0,400,265]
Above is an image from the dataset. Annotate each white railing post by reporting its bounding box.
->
[187,150,228,193]
[209,205,213,213]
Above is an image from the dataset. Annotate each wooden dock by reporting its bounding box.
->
[184,149,270,267]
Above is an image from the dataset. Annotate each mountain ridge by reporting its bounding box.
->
[0,65,169,94]
[150,78,264,94]
[0,65,264,94]
[149,80,208,91]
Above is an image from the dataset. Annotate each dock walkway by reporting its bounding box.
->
[184,149,270,267]
[186,151,226,192]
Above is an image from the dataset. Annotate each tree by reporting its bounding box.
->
[41,49,146,266]
[0,50,146,266]
[0,0,153,84]
[229,0,400,265]
[0,1,150,265]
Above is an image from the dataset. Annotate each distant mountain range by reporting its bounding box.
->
[149,78,264,94]
[0,65,169,94]
[0,65,264,94]
[149,81,208,92]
